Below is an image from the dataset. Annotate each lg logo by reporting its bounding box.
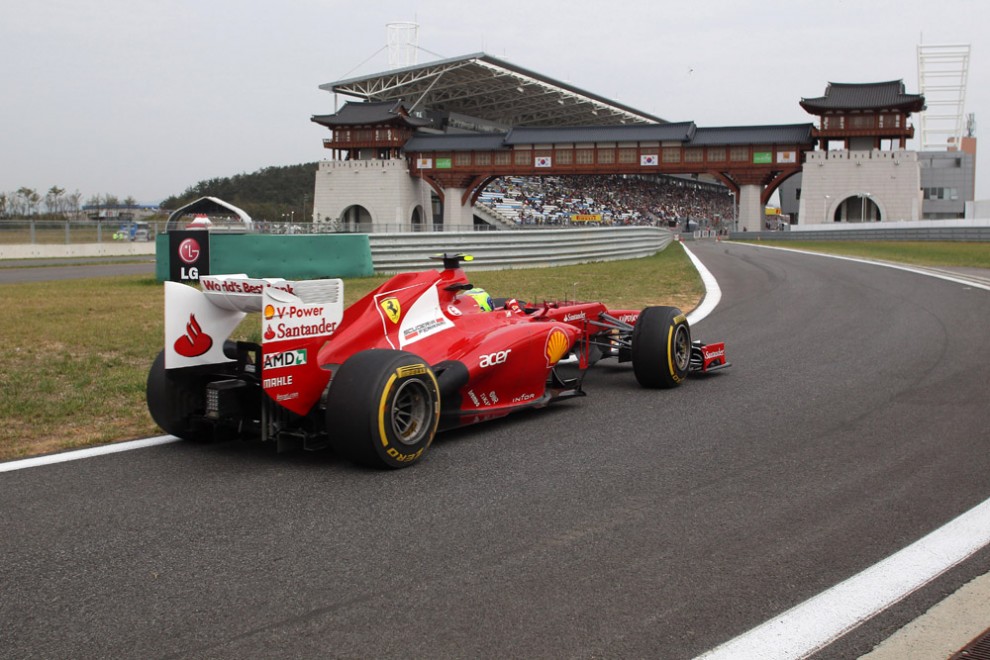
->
[177,237,201,280]
[177,238,200,264]
[479,349,511,368]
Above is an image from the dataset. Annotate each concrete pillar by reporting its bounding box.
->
[737,184,763,232]
[441,187,475,230]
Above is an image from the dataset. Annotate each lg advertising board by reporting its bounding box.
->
[169,230,210,282]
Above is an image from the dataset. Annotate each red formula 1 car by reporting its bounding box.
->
[147,254,728,469]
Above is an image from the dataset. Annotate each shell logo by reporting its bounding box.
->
[264,304,275,320]
[545,328,570,366]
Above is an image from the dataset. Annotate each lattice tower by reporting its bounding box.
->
[917,43,970,150]
[387,22,419,69]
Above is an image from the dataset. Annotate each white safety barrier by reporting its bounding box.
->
[368,226,673,273]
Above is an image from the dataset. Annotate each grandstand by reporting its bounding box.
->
[476,174,733,229]
[312,52,815,231]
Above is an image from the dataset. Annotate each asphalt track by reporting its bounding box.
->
[3,242,990,659]
[0,256,155,283]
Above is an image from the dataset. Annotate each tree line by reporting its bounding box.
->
[0,187,141,220]
[2,162,318,221]
[161,163,319,222]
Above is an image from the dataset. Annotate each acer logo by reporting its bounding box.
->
[173,314,213,357]
[479,349,511,368]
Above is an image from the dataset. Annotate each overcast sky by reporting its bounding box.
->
[1,0,987,204]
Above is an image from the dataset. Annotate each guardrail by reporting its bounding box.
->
[729,219,990,242]
[368,226,673,272]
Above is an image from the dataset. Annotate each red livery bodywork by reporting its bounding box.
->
[147,255,729,469]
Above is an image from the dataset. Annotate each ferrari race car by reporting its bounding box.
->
[147,254,729,469]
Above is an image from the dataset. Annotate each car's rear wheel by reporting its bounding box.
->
[146,350,211,441]
[325,349,440,469]
[631,306,691,388]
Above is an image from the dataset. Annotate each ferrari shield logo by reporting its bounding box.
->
[380,297,401,324]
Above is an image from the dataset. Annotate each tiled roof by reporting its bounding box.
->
[402,122,816,152]
[504,122,696,145]
[403,133,509,152]
[689,124,816,146]
[800,80,926,112]
[311,100,433,128]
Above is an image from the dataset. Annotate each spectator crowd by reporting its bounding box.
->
[477,174,734,230]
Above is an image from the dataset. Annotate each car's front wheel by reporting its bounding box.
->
[630,306,691,388]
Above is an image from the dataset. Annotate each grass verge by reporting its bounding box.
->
[738,240,990,269]
[0,244,701,461]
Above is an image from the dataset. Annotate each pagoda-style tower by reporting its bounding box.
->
[797,80,927,223]
[311,100,432,161]
[310,101,436,230]
[800,80,925,151]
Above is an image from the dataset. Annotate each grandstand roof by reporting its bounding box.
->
[799,80,925,113]
[320,52,667,127]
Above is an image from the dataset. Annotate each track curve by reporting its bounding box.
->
[2,240,989,659]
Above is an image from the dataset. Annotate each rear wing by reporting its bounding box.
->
[164,275,344,370]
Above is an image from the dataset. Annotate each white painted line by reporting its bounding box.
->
[0,435,181,473]
[681,242,721,326]
[738,242,990,292]
[695,498,990,659]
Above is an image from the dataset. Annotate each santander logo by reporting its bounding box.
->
[173,313,213,357]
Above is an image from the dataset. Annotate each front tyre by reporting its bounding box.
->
[631,306,691,389]
[325,349,440,469]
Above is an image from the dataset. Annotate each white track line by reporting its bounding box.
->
[695,499,990,660]
[0,435,180,473]
[681,241,721,325]
[693,240,990,659]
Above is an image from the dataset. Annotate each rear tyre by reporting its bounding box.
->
[631,306,691,388]
[326,349,440,469]
[146,350,211,441]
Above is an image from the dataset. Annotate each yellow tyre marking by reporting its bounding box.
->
[378,365,441,456]
[666,324,676,377]
[378,373,398,448]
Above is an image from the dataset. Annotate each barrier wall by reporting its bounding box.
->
[369,226,673,272]
[155,233,374,281]
[729,220,990,242]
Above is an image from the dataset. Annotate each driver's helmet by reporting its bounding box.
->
[464,287,493,312]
